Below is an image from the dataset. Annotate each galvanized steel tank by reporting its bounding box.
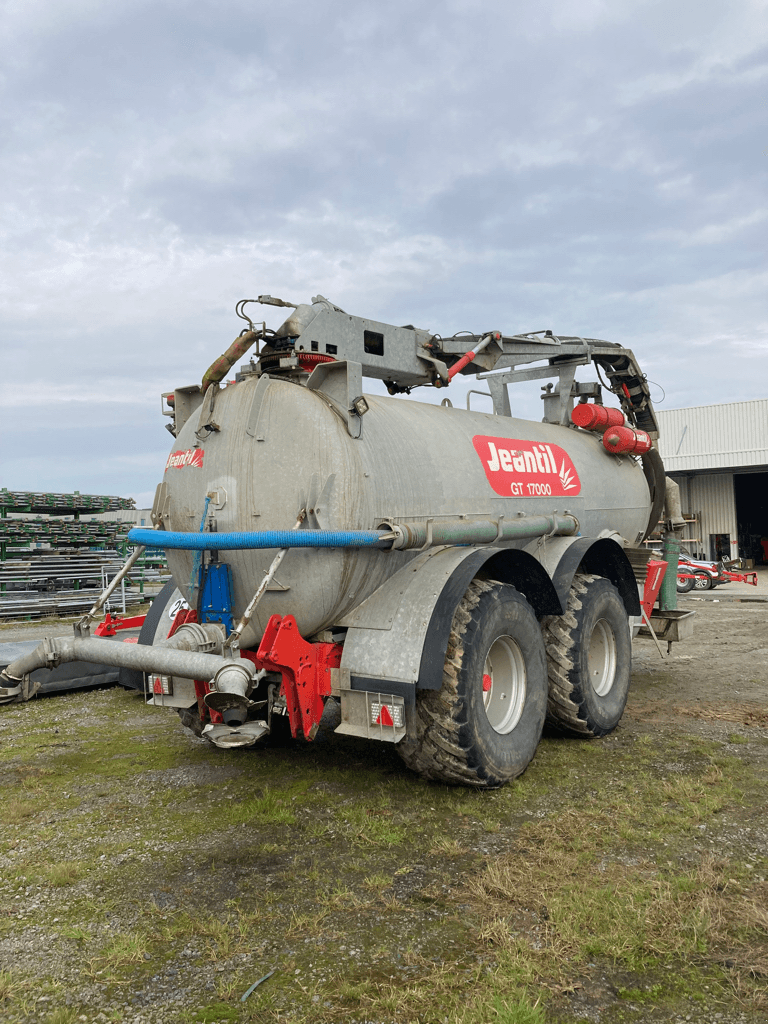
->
[163,374,651,649]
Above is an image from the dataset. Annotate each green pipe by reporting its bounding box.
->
[659,531,680,611]
[389,513,579,550]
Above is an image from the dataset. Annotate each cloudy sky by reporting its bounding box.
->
[2,0,766,506]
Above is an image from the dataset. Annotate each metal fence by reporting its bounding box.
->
[0,551,170,619]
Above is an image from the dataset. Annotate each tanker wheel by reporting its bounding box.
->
[676,573,695,594]
[178,706,204,737]
[397,579,548,789]
[541,573,631,738]
[693,572,712,591]
[118,579,185,691]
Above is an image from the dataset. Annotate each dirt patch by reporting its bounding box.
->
[0,596,766,1023]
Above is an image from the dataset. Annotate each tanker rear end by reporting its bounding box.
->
[1,292,671,788]
[133,294,666,788]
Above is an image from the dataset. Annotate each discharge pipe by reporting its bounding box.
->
[0,623,255,706]
[659,477,687,613]
[127,513,579,554]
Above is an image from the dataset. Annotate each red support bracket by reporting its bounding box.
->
[721,569,758,586]
[642,559,667,618]
[256,615,342,740]
[94,611,148,637]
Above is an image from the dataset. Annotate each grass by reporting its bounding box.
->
[45,1010,80,1024]
[39,861,88,887]
[88,929,152,976]
[333,803,406,847]
[0,969,20,1004]
[728,732,750,744]
[486,994,546,1023]
[214,787,297,827]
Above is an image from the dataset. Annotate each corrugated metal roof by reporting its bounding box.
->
[657,398,768,472]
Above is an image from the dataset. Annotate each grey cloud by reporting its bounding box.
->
[1,0,766,499]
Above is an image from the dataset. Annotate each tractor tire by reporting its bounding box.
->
[676,573,695,594]
[178,706,204,737]
[693,572,712,591]
[397,579,548,789]
[541,573,631,738]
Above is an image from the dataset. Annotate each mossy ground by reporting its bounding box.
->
[1,607,767,1022]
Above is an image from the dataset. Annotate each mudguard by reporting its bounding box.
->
[336,544,562,700]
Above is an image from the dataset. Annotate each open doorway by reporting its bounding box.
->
[735,470,768,565]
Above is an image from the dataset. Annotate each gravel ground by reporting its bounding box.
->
[0,592,766,1024]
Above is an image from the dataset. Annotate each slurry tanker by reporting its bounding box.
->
[1,294,672,788]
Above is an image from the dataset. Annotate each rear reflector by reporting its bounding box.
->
[371,701,404,728]
[151,675,173,695]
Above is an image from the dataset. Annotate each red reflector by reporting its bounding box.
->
[482,673,492,692]
[152,677,162,694]
[376,705,394,727]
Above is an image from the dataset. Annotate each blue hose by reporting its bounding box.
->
[127,528,389,551]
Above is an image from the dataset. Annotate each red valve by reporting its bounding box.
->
[602,425,652,455]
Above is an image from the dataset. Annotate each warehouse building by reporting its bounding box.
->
[656,398,768,566]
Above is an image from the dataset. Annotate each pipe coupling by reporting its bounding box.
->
[205,661,255,726]
[211,660,253,698]
[160,621,225,654]
[386,524,408,550]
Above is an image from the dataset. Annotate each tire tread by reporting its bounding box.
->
[542,573,624,738]
[398,579,496,787]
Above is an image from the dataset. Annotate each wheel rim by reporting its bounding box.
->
[588,618,617,697]
[482,635,527,735]
[693,574,710,590]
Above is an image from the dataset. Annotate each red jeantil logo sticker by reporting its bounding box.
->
[164,449,204,471]
[473,435,581,497]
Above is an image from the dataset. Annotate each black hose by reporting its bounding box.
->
[641,447,666,541]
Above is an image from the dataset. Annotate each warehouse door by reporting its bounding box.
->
[734,470,768,565]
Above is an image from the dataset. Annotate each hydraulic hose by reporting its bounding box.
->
[640,447,666,541]
[201,330,260,392]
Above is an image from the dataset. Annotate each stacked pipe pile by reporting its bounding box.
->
[0,519,131,548]
[0,490,135,516]
[0,491,168,620]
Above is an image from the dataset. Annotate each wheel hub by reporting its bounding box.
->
[588,618,617,697]
[482,635,526,735]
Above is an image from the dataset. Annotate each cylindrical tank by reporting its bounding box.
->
[164,375,651,648]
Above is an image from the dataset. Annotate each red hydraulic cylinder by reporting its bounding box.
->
[447,332,500,380]
[602,425,653,455]
[571,403,624,432]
